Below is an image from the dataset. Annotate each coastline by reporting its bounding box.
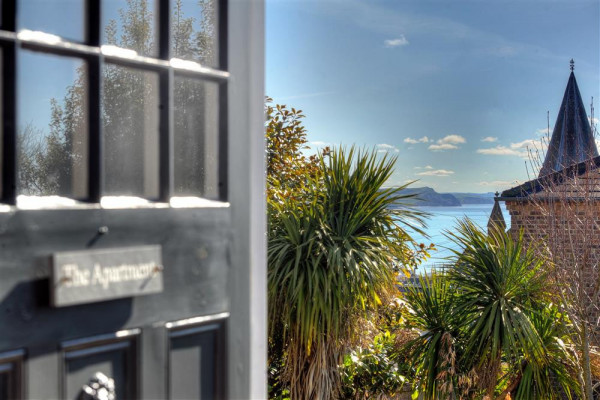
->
[406,203,511,270]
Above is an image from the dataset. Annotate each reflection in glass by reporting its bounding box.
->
[17,51,88,197]
[18,0,84,42]
[174,77,219,198]
[103,64,159,198]
[102,0,156,57]
[172,0,219,67]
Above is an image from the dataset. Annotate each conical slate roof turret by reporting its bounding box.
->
[487,193,506,234]
[539,60,598,177]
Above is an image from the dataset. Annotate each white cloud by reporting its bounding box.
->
[310,141,332,147]
[425,165,433,169]
[536,128,552,136]
[427,135,465,151]
[384,35,409,47]
[377,143,400,153]
[417,169,454,177]
[438,134,466,145]
[317,0,561,73]
[590,117,599,125]
[428,143,458,151]
[481,136,498,142]
[510,139,536,149]
[477,180,517,187]
[477,138,547,158]
[404,136,430,144]
[476,146,527,157]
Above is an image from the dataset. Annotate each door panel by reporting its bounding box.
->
[62,330,139,400]
[0,349,24,400]
[168,318,226,399]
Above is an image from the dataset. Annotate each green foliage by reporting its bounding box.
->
[265,97,324,202]
[402,219,579,399]
[268,146,427,399]
[512,304,578,400]
[341,331,408,399]
[269,147,424,351]
[449,220,547,370]
[403,272,464,399]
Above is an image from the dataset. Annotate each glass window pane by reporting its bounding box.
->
[17,50,88,198]
[171,0,219,68]
[18,0,84,42]
[174,76,219,198]
[103,0,157,58]
[103,65,159,198]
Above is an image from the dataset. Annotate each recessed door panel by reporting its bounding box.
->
[168,317,226,399]
[0,349,24,400]
[62,330,139,400]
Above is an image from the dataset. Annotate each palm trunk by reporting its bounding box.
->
[485,356,502,399]
[581,324,594,400]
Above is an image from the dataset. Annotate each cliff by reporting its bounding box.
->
[393,187,494,207]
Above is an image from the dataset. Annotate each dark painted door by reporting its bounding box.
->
[0,207,230,399]
[0,0,238,398]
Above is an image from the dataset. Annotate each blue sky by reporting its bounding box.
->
[266,0,600,193]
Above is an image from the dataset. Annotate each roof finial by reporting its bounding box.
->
[570,59,575,72]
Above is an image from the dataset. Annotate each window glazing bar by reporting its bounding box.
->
[1,0,16,204]
[158,0,173,201]
[1,0,16,32]
[87,0,102,202]
[158,0,171,61]
[86,0,101,47]
[1,42,16,204]
[218,0,229,201]
[159,69,174,201]
[218,82,228,201]
[0,31,229,82]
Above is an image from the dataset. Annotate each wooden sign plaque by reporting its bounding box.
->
[51,245,164,307]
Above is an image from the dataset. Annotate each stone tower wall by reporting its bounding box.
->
[506,199,600,345]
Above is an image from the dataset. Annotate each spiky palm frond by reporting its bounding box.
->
[268,147,427,399]
[403,272,464,400]
[447,219,549,396]
[511,304,579,400]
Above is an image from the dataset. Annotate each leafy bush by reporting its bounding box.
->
[341,331,409,400]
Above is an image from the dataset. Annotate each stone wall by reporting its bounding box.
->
[505,198,600,345]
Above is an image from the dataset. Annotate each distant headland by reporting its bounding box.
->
[393,187,495,207]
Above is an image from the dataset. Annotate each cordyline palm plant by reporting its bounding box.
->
[403,220,578,399]
[449,220,576,399]
[268,147,426,400]
[403,272,465,400]
[510,304,578,400]
[448,220,549,397]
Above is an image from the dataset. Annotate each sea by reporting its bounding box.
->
[405,203,511,271]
